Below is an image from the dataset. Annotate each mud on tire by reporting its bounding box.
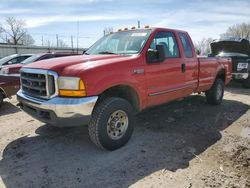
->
[88,97,134,150]
[205,78,224,105]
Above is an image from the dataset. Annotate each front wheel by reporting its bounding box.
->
[88,97,134,150]
[0,93,3,107]
[205,78,224,105]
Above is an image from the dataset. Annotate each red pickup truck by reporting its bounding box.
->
[17,27,232,150]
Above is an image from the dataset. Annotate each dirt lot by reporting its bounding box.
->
[0,83,249,188]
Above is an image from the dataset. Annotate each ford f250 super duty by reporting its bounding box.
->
[17,27,232,150]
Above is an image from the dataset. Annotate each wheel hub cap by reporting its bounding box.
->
[107,110,128,140]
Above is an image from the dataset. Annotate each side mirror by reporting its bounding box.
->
[7,61,13,65]
[146,44,166,64]
[82,49,88,54]
[196,49,201,55]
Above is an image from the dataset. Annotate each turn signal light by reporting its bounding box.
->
[59,90,86,97]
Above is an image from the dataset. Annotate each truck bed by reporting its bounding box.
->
[197,57,232,92]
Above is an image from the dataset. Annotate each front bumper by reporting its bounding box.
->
[17,90,98,127]
[232,73,249,80]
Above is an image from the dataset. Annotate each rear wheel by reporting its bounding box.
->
[88,97,134,150]
[205,78,224,105]
[242,74,250,89]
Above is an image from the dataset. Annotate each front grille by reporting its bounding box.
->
[20,70,56,99]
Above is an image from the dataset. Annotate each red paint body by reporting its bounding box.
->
[0,75,20,98]
[24,28,232,111]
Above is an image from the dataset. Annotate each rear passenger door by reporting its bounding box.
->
[178,32,198,93]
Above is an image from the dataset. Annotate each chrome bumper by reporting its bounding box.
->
[17,90,98,127]
[232,73,249,80]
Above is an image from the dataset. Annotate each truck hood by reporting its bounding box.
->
[211,40,250,56]
[23,55,132,75]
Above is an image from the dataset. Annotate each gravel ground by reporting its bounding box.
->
[0,83,249,188]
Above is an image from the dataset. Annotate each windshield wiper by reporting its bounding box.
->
[98,51,117,55]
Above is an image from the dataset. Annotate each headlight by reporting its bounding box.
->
[1,67,9,74]
[58,76,86,97]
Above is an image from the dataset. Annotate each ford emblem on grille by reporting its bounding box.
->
[27,80,33,86]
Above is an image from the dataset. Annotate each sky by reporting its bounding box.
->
[0,0,250,48]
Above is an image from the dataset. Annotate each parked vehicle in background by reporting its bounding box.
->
[17,27,232,150]
[0,54,32,66]
[0,75,20,106]
[210,38,250,88]
[0,52,79,75]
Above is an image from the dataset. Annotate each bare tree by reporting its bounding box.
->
[103,27,113,36]
[20,33,35,46]
[0,17,29,45]
[194,37,214,56]
[220,22,250,40]
[58,39,69,48]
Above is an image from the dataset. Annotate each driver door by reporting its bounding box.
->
[145,31,186,107]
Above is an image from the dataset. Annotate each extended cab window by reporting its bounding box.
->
[179,33,193,58]
[150,31,179,58]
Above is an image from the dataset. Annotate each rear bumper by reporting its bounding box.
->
[17,90,98,127]
[232,73,249,80]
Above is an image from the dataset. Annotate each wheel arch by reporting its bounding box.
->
[97,84,141,112]
[216,68,226,83]
[0,87,7,98]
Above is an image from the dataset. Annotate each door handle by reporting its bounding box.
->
[134,69,144,75]
[181,63,186,73]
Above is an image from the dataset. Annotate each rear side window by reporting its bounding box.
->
[7,57,18,64]
[16,56,30,63]
[179,33,193,58]
[150,31,180,58]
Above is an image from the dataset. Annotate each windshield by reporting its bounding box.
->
[85,30,152,55]
[0,54,17,65]
[21,54,42,64]
[216,52,249,57]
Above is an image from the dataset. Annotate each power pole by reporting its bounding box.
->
[41,36,44,46]
[56,34,59,48]
[71,35,74,50]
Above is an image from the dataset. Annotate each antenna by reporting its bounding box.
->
[138,20,140,28]
[77,19,79,53]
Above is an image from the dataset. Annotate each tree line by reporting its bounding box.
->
[0,17,68,47]
[0,17,35,45]
[1,17,249,52]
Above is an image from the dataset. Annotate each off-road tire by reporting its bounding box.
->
[205,78,224,105]
[88,97,134,150]
[242,74,250,89]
